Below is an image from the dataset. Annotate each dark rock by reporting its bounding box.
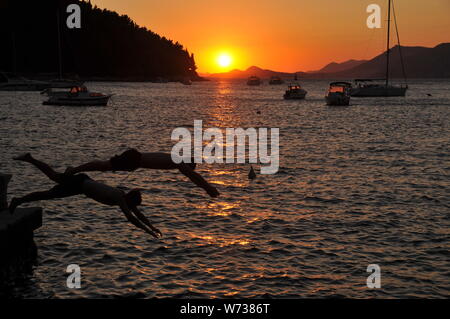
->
[0,174,12,210]
[0,174,43,288]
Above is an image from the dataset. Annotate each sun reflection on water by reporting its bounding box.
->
[190,234,251,247]
[197,201,240,217]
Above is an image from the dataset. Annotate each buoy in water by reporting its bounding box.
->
[248,166,257,180]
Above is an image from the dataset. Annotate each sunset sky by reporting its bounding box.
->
[92,0,450,73]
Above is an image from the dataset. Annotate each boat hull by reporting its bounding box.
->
[326,93,350,106]
[284,91,307,100]
[247,76,262,86]
[269,79,284,85]
[0,82,49,92]
[43,95,112,106]
[350,86,407,97]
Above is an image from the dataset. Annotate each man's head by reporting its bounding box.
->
[110,148,142,172]
[125,189,142,208]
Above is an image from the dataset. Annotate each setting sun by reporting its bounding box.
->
[217,53,233,69]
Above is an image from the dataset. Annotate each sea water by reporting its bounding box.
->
[0,79,448,298]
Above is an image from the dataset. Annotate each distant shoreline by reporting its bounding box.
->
[7,74,209,83]
[7,73,449,84]
[203,43,450,80]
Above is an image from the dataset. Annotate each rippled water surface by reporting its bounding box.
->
[1,79,449,298]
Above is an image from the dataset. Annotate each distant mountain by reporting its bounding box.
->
[206,66,303,79]
[206,43,450,80]
[309,60,367,74]
[328,43,450,79]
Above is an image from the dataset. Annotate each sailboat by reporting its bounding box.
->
[1,30,50,91]
[48,9,84,89]
[43,7,112,106]
[351,0,408,97]
[0,72,49,91]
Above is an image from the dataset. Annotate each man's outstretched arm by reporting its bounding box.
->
[119,200,160,238]
[131,207,162,238]
[178,163,220,198]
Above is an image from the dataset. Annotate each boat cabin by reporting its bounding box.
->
[70,86,88,94]
[287,85,302,91]
[354,79,386,88]
[329,82,352,93]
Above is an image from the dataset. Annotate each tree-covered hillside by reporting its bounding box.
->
[0,0,199,80]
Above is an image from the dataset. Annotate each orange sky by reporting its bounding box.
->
[92,0,450,73]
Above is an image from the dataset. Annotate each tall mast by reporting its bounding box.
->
[11,31,17,75]
[56,8,63,79]
[392,0,408,87]
[385,0,391,87]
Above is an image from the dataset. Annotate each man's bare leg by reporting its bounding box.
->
[65,160,112,175]
[13,153,63,183]
[9,189,63,214]
[178,163,219,197]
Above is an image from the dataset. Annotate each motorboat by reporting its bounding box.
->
[247,76,262,86]
[269,76,284,85]
[326,82,352,106]
[283,84,307,100]
[42,85,112,106]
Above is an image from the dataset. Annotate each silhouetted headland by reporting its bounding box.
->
[0,0,204,82]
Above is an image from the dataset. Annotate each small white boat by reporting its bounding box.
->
[269,76,284,85]
[42,85,112,106]
[326,82,352,106]
[247,76,261,86]
[284,84,307,100]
